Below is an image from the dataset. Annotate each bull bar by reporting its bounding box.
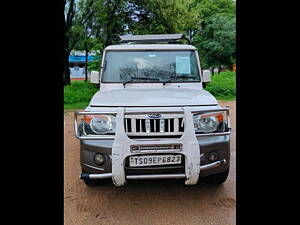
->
[74,107,231,185]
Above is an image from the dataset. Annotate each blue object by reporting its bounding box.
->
[69,55,95,62]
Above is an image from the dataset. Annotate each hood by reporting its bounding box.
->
[89,88,218,107]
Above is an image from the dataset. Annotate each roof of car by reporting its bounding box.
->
[104,44,197,51]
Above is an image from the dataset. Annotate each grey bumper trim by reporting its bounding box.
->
[82,163,105,171]
[80,159,227,180]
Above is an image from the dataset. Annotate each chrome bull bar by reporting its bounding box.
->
[80,159,227,180]
[74,107,231,186]
[74,107,231,140]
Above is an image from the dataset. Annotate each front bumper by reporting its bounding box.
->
[80,135,230,180]
[76,107,231,186]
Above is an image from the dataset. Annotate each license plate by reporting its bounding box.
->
[129,154,182,167]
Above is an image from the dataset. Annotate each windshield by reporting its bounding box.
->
[101,50,201,83]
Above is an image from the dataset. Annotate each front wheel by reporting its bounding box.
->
[204,168,229,185]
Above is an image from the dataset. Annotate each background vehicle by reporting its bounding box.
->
[74,34,231,186]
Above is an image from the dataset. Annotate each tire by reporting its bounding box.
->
[204,168,229,185]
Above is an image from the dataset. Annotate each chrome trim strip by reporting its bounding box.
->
[226,106,231,130]
[196,131,231,137]
[76,111,118,115]
[87,173,112,179]
[200,159,227,171]
[77,135,115,140]
[81,163,105,171]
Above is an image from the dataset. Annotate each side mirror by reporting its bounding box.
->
[90,71,100,84]
[202,70,211,83]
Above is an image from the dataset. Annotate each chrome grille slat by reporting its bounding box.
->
[145,119,150,133]
[125,114,183,136]
[131,119,136,133]
[138,119,141,132]
[124,119,127,132]
[160,119,164,133]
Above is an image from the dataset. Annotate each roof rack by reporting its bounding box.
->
[118,34,190,45]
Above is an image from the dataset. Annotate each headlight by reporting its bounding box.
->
[193,112,224,133]
[83,115,116,134]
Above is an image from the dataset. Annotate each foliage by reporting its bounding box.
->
[93,0,131,46]
[87,61,98,72]
[194,0,235,28]
[192,0,235,69]
[195,14,235,69]
[127,0,199,35]
[64,81,98,109]
[88,54,101,72]
[204,71,236,100]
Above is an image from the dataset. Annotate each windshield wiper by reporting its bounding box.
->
[163,75,196,85]
[122,79,133,87]
[123,77,160,87]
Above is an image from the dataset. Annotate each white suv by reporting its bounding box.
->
[74,34,231,186]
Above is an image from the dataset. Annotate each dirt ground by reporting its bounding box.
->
[64,100,236,225]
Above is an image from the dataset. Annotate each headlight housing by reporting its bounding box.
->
[82,115,116,135]
[193,112,224,133]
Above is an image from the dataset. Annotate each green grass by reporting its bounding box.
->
[64,80,98,109]
[205,71,236,100]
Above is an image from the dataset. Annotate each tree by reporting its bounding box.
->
[89,0,130,46]
[64,0,76,86]
[194,14,235,73]
[64,0,96,85]
[73,0,98,82]
[127,0,199,37]
[194,0,235,30]
[191,0,235,73]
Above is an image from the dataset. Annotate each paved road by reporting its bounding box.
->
[64,101,236,225]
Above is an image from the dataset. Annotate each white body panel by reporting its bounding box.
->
[89,87,218,107]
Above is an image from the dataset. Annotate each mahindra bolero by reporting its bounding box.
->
[74,34,231,186]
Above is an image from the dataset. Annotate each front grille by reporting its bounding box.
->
[124,115,184,136]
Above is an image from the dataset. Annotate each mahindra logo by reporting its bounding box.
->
[148,113,162,119]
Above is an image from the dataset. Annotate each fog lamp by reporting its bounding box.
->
[94,154,105,165]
